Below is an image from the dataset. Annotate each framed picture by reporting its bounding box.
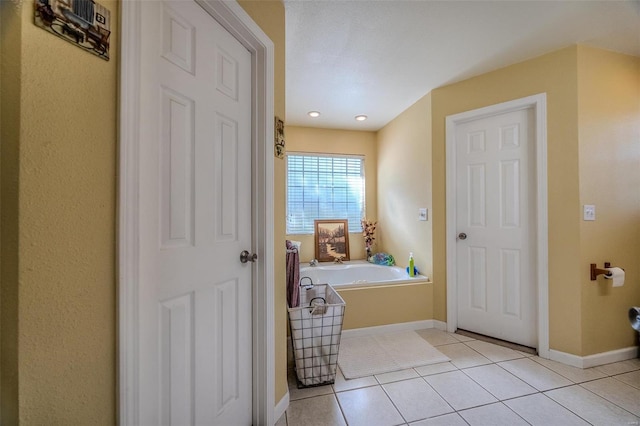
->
[314,219,350,262]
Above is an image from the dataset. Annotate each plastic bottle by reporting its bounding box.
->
[409,252,415,277]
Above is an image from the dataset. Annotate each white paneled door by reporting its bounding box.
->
[455,108,537,348]
[138,1,252,424]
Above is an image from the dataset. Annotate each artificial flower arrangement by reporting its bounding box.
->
[360,218,377,261]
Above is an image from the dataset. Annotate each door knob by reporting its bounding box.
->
[458,233,467,240]
[240,250,258,263]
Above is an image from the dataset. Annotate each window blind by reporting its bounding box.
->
[286,154,365,234]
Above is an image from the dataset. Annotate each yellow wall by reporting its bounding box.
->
[338,283,433,330]
[377,93,433,276]
[577,46,640,355]
[0,0,287,422]
[431,46,583,354]
[285,126,378,262]
[1,0,120,423]
[238,0,288,405]
[1,0,22,421]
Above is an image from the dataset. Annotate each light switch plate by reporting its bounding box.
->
[583,204,596,221]
[419,208,428,221]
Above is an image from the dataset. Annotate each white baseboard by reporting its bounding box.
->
[433,320,447,331]
[274,391,289,423]
[341,320,436,338]
[547,349,585,368]
[548,346,639,368]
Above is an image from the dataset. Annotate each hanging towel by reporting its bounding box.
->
[286,240,300,308]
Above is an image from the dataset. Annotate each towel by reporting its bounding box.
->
[286,240,300,308]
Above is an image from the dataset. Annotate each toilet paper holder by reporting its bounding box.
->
[590,262,623,281]
[590,262,612,280]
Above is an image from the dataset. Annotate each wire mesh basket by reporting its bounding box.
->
[288,283,346,387]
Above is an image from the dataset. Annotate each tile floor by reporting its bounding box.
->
[276,329,640,426]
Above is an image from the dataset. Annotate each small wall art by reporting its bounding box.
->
[314,219,350,262]
[274,117,285,159]
[35,0,111,61]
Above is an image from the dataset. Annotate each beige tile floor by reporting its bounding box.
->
[277,329,640,426]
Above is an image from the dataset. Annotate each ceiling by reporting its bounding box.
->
[285,0,640,131]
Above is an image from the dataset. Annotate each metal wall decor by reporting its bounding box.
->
[35,0,111,61]
[275,117,285,159]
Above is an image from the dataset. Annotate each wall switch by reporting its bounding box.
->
[583,204,596,221]
[419,208,428,221]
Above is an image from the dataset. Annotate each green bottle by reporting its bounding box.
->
[409,252,415,277]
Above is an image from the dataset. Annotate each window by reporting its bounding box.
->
[287,153,365,234]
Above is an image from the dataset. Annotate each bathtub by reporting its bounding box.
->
[299,260,428,288]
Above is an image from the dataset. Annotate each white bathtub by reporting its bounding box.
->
[299,261,428,288]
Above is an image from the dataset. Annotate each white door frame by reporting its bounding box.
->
[118,1,275,424]
[445,94,549,358]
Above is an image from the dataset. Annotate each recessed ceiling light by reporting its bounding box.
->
[355,115,368,121]
[308,111,321,118]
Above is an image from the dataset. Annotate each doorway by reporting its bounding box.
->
[445,94,549,357]
[118,1,275,424]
